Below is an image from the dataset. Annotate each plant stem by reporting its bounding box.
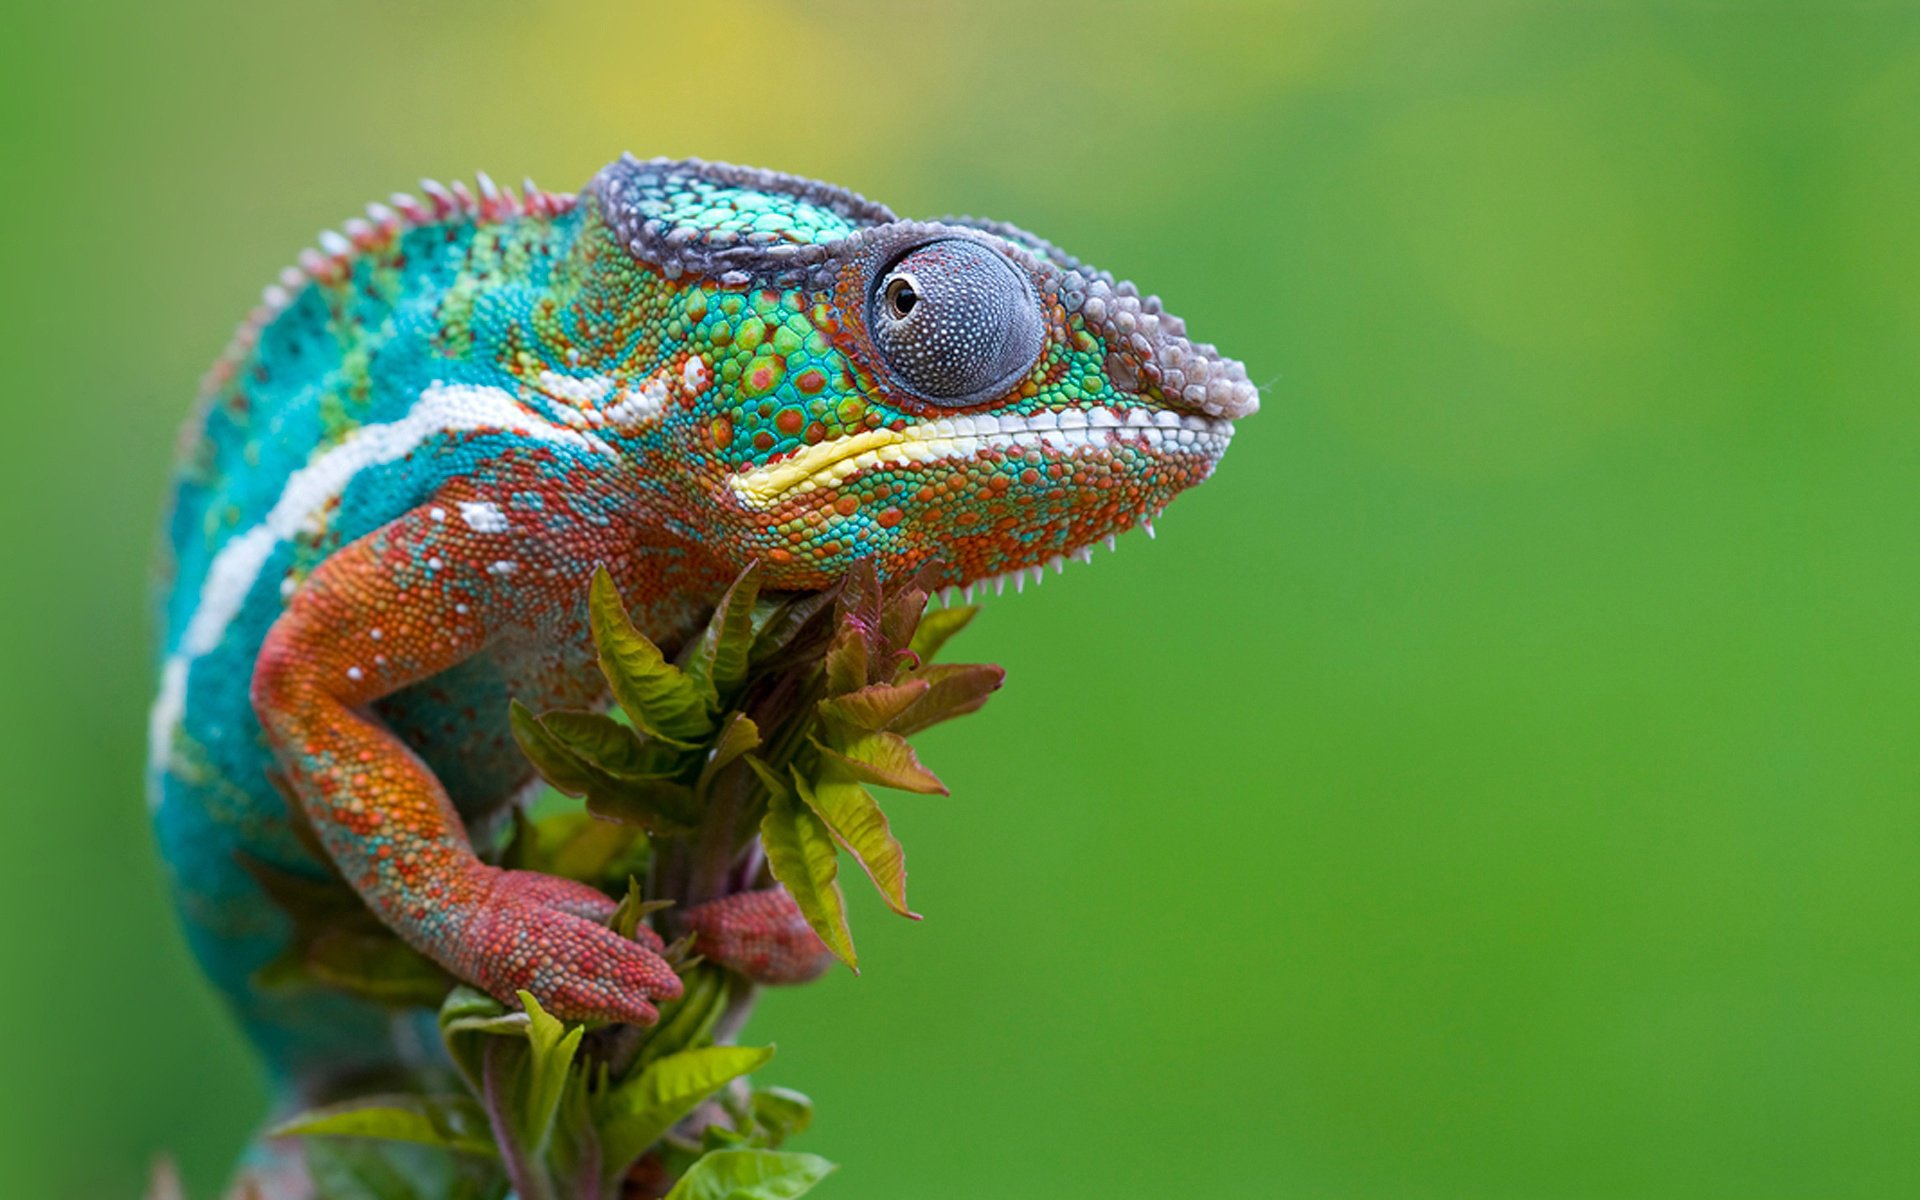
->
[484,1038,558,1200]
[683,667,823,908]
[711,975,760,1048]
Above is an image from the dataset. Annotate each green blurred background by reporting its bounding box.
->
[6,1,1920,1196]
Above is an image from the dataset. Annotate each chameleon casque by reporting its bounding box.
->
[149,155,1257,1153]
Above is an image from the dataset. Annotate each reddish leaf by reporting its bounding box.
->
[891,663,1005,735]
[823,623,871,696]
[834,559,883,634]
[815,679,931,733]
[878,576,931,663]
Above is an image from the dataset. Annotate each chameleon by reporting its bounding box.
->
[148,155,1256,1181]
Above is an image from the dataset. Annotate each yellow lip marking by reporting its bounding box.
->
[728,426,910,509]
[722,407,1196,511]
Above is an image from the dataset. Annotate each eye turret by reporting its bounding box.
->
[866,238,1045,407]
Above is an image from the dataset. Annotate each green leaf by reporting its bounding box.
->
[698,712,763,797]
[510,698,698,829]
[591,567,714,744]
[508,699,605,797]
[516,991,584,1156]
[479,1038,551,1200]
[748,1088,815,1149]
[550,1062,602,1198]
[246,850,457,1010]
[663,1149,837,1200]
[438,987,528,1095]
[269,1094,498,1159]
[637,964,732,1074]
[793,770,917,920]
[535,709,664,779]
[687,563,764,706]
[890,663,1004,735]
[741,753,790,800]
[288,928,456,1009]
[501,807,649,889]
[599,1044,776,1187]
[439,985,521,1032]
[585,776,699,836]
[301,1138,441,1200]
[759,778,857,970]
[814,733,947,796]
[907,604,977,664]
[814,680,930,733]
[511,699,697,835]
[239,852,370,928]
[701,1123,752,1153]
[610,876,674,942]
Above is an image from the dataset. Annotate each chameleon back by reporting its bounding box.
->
[150,185,593,1087]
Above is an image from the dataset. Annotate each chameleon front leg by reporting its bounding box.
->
[251,486,681,1024]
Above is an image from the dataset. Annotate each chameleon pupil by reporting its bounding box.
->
[886,275,918,318]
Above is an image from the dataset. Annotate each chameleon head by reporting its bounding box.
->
[594,157,1258,592]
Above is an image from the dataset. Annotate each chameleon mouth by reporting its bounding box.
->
[726,407,1234,510]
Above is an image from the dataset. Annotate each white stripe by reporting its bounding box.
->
[147,383,608,782]
[147,659,189,794]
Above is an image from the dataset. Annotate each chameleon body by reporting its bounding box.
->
[149,157,1256,1137]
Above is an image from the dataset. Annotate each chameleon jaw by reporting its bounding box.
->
[724,407,1235,511]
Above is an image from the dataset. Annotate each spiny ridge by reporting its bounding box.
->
[201,173,577,400]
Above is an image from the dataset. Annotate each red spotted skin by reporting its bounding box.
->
[148,158,1256,1099]
[683,889,836,986]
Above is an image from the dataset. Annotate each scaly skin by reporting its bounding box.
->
[149,158,1257,1102]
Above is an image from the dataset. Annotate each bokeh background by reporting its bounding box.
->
[6,1,1920,1196]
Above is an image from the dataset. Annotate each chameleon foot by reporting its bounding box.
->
[682,888,834,985]
[454,867,683,1024]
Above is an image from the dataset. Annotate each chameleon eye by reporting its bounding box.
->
[867,238,1044,407]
